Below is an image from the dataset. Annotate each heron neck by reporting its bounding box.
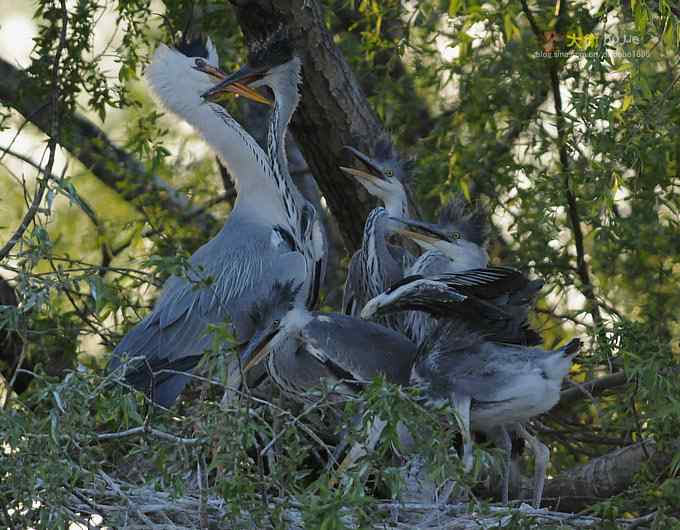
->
[384,193,409,218]
[195,102,286,224]
[267,88,305,229]
[362,209,394,296]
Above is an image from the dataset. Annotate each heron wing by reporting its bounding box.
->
[302,313,417,386]
[110,224,306,377]
[341,251,362,316]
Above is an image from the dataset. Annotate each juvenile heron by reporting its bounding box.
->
[413,321,581,506]
[240,281,416,398]
[393,195,490,275]
[339,143,415,318]
[204,31,327,309]
[387,198,543,344]
[108,37,307,407]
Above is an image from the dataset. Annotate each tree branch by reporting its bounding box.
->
[557,371,629,407]
[0,58,219,238]
[534,439,678,512]
[0,0,68,261]
[93,425,206,445]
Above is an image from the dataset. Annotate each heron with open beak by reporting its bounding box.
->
[202,31,327,311]
[339,142,416,323]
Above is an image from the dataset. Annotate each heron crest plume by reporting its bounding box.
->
[176,34,218,64]
[248,280,302,327]
[438,195,489,246]
[249,25,294,67]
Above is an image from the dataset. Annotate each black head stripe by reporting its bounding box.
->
[177,35,209,59]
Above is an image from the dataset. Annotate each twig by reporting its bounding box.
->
[93,425,206,445]
[0,0,68,261]
[520,0,604,337]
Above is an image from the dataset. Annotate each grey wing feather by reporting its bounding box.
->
[342,251,362,316]
[303,314,417,386]
[110,225,306,404]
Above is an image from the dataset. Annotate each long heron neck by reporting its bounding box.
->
[267,89,304,230]
[362,209,394,297]
[195,103,286,224]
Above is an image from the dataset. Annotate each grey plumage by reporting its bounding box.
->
[110,221,306,406]
[341,208,409,333]
[109,39,308,407]
[412,320,581,506]
[339,143,417,329]
[241,281,417,401]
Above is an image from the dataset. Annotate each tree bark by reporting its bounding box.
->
[232,0,389,251]
[0,57,218,237]
[518,439,677,512]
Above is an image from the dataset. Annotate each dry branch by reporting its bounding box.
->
[63,470,655,529]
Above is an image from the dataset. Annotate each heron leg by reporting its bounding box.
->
[450,393,473,472]
[487,426,512,504]
[516,424,549,508]
[331,416,387,486]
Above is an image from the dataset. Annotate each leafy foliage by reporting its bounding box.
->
[1,0,679,527]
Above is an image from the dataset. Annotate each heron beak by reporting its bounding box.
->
[241,327,281,372]
[192,63,228,81]
[201,64,272,106]
[389,217,454,245]
[340,146,387,184]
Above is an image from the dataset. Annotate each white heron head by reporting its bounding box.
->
[145,36,225,119]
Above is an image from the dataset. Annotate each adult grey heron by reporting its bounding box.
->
[413,321,581,506]
[108,37,307,407]
[203,31,327,309]
[339,143,415,318]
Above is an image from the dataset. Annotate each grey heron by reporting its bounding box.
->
[240,268,532,481]
[203,31,327,310]
[413,321,581,506]
[240,281,416,398]
[339,143,415,318]
[393,195,490,275]
[386,198,542,344]
[108,37,308,407]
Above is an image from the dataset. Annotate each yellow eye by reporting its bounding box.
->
[384,169,394,177]
[452,232,461,240]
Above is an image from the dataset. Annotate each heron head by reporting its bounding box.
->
[339,139,410,214]
[202,30,300,106]
[241,280,305,371]
[146,36,226,101]
[388,216,461,255]
[437,196,489,247]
